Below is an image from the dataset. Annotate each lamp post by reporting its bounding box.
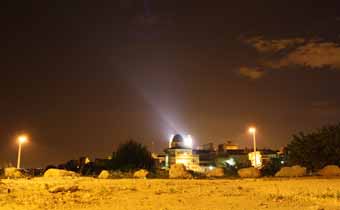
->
[248,127,257,167]
[17,135,28,169]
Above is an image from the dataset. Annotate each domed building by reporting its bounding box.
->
[165,134,200,171]
[170,134,187,149]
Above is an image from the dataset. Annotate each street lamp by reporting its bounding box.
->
[17,135,28,169]
[248,127,257,167]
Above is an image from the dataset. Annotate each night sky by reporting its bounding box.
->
[1,1,340,167]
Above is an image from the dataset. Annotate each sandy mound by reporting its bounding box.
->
[318,165,340,176]
[4,167,23,178]
[46,184,79,193]
[169,164,192,179]
[0,181,9,193]
[98,170,110,179]
[238,167,261,178]
[44,169,79,178]
[206,168,224,177]
[275,165,306,177]
[134,169,149,179]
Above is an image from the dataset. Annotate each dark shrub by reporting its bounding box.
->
[114,140,155,172]
[261,158,282,176]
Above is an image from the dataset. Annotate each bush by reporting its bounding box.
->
[80,162,97,176]
[223,165,239,177]
[261,158,282,176]
[113,140,155,172]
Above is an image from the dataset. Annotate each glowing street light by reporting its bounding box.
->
[248,127,258,167]
[248,127,256,134]
[17,134,28,169]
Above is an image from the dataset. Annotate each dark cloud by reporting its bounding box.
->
[276,42,340,69]
[244,37,340,70]
[244,36,305,53]
[239,67,265,79]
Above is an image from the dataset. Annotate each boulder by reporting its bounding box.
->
[275,165,306,177]
[169,164,192,179]
[237,167,261,178]
[206,167,224,178]
[98,170,110,179]
[44,169,79,178]
[318,165,340,177]
[133,169,149,179]
[4,167,24,178]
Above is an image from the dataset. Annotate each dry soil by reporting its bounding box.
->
[1,177,340,210]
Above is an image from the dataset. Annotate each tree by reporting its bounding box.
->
[286,123,340,171]
[114,140,155,171]
[64,160,79,172]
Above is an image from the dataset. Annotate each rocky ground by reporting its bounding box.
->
[1,177,340,210]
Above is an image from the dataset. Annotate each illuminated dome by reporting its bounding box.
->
[170,134,191,149]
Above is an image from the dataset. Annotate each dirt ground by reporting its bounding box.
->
[1,177,340,210]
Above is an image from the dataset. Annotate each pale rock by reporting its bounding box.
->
[318,165,340,176]
[275,165,306,177]
[238,167,261,178]
[133,169,149,179]
[98,170,110,179]
[169,164,192,179]
[44,169,79,178]
[4,167,24,178]
[206,168,224,178]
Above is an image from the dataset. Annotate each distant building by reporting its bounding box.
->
[215,149,251,168]
[259,149,280,165]
[197,142,215,151]
[193,149,215,167]
[160,138,279,172]
[194,142,216,168]
[248,151,262,168]
[218,141,239,152]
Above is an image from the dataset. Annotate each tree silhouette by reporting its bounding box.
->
[114,139,155,171]
[287,123,340,170]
